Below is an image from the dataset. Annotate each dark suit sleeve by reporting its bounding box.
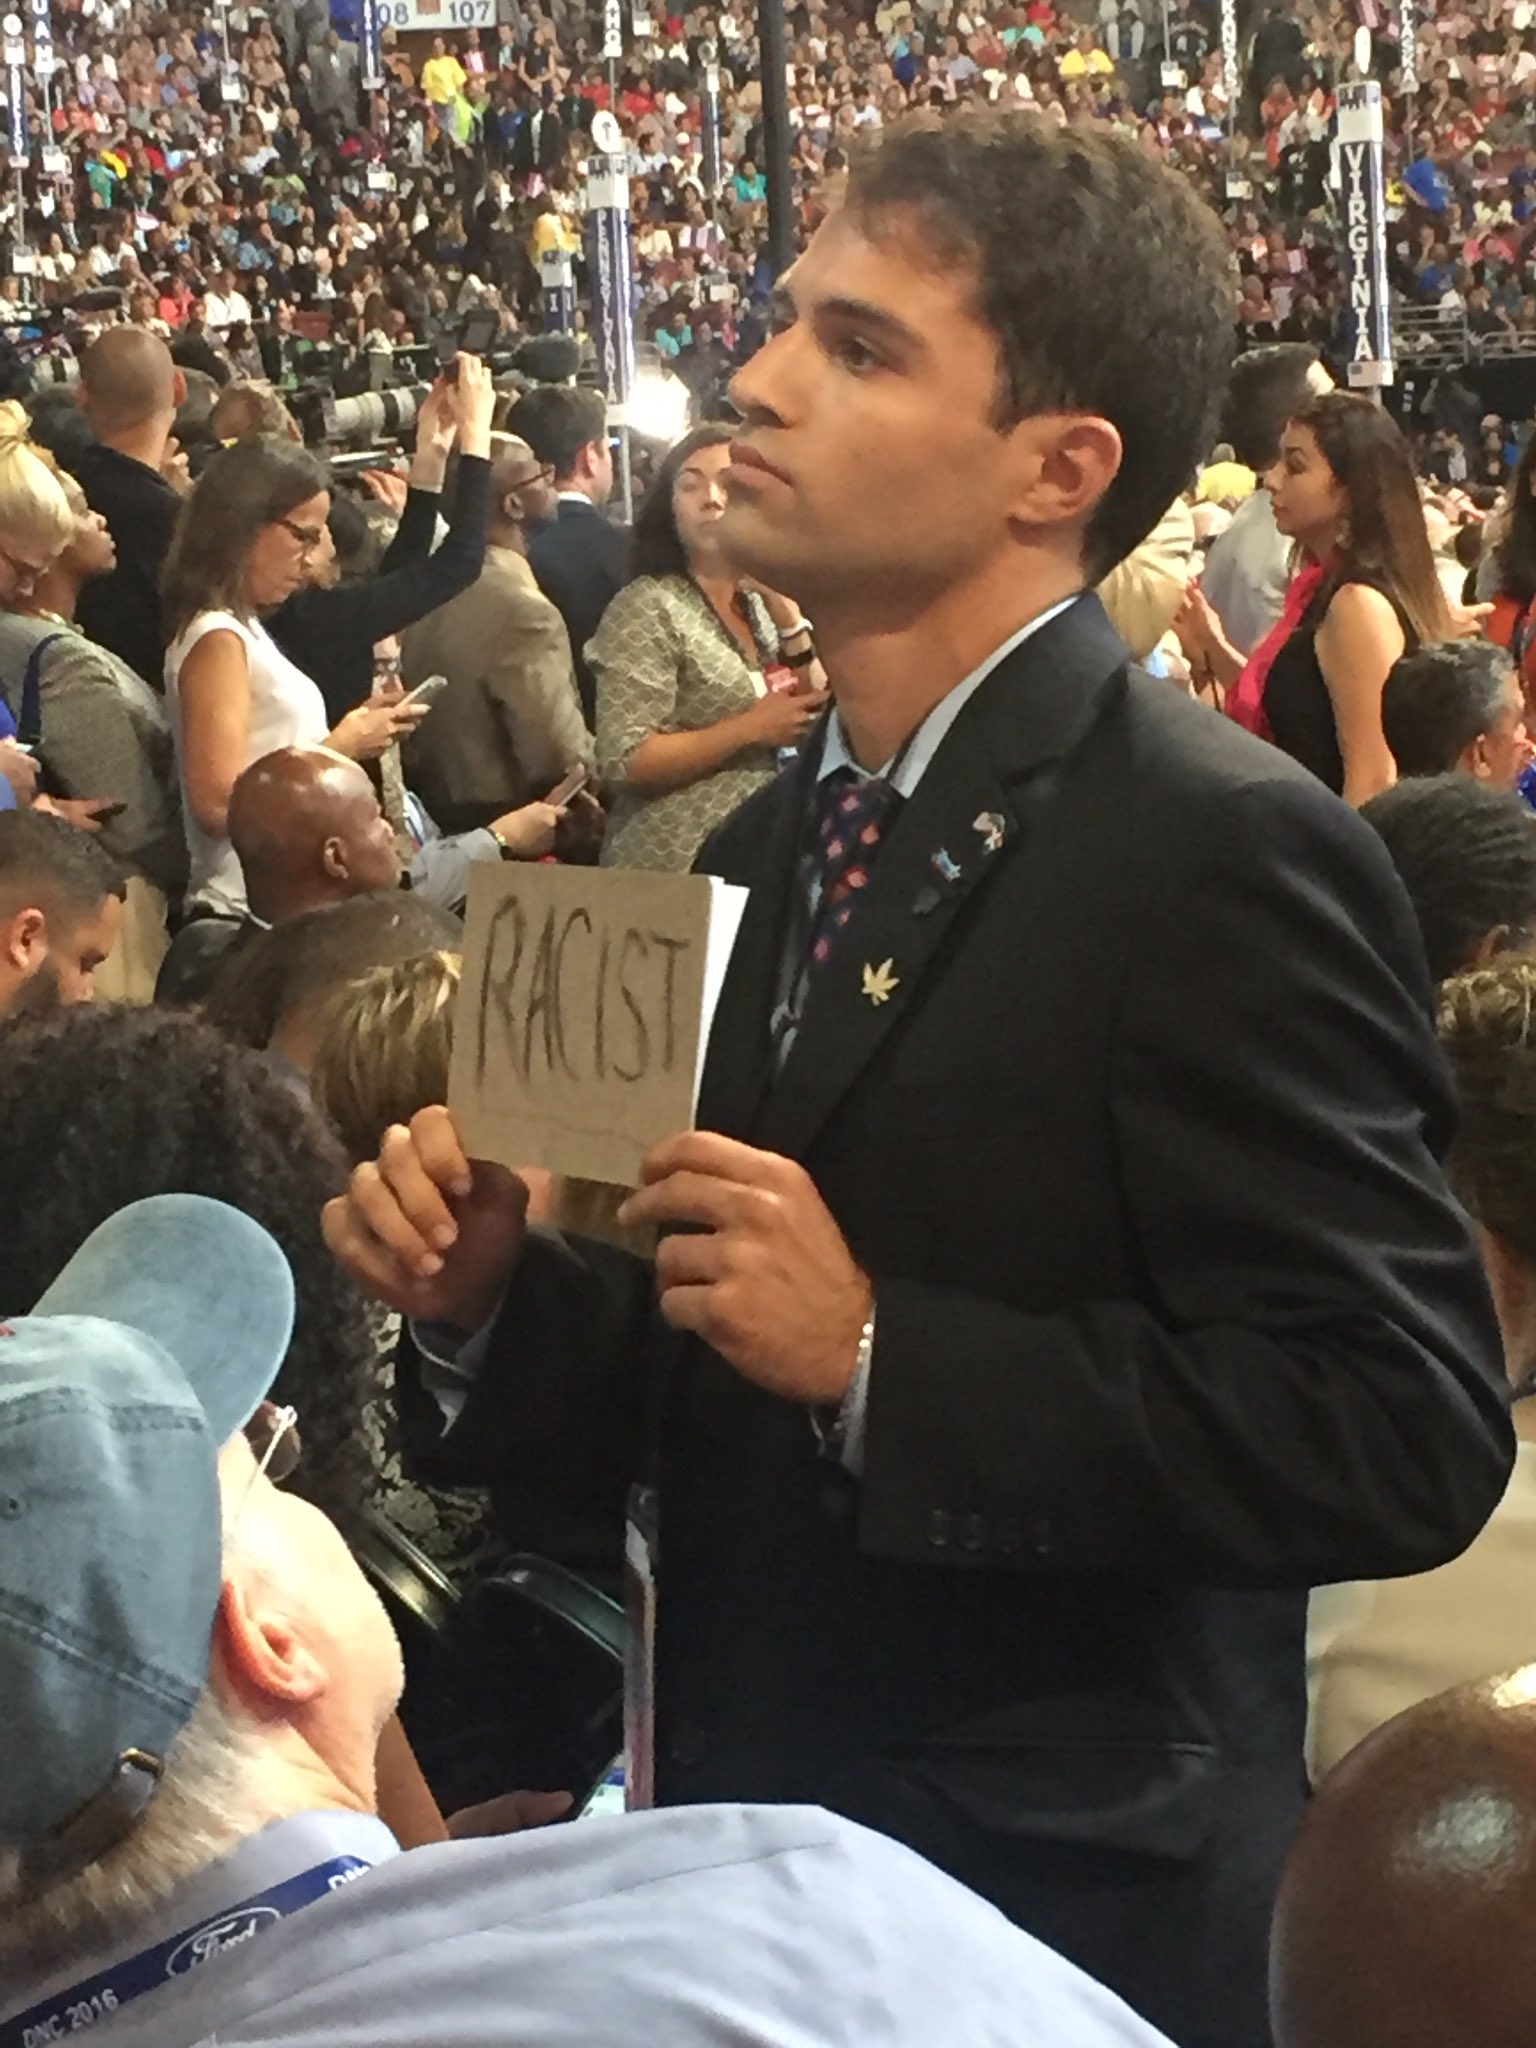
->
[396,1226,660,1538]
[292,456,492,660]
[857,775,1513,1588]
[377,480,444,574]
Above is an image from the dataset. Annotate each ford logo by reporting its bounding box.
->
[166,1907,282,1977]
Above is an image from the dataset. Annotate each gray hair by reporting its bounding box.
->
[0,1688,274,1982]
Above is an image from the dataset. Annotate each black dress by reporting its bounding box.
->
[1263,573,1415,795]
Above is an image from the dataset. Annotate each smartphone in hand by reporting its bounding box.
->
[547,764,590,808]
[404,674,450,712]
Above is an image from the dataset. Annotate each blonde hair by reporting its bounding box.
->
[311,950,462,1163]
[1438,958,1536,1271]
[0,401,75,560]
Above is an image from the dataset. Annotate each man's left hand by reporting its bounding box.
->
[618,1132,872,1405]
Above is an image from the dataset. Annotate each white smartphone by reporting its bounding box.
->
[404,674,449,712]
[548,764,589,807]
[576,1760,626,1821]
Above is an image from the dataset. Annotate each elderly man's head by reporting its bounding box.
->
[0,1197,403,1981]
[1273,1669,1536,2048]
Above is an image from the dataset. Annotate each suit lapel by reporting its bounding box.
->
[753,596,1130,1163]
[695,739,822,1141]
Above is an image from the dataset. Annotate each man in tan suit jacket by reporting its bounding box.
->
[402,434,594,836]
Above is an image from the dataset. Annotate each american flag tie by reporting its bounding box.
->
[804,766,902,975]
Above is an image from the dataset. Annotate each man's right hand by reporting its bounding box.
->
[322,1106,529,1328]
[451,352,497,457]
[488,797,566,857]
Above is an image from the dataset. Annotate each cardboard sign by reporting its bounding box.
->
[450,864,748,1188]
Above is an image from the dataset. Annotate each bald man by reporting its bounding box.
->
[155,745,400,1005]
[1271,1669,1536,2048]
[231,744,403,925]
[154,744,569,1005]
[74,328,187,689]
[402,431,594,836]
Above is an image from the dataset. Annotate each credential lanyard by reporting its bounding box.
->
[0,1855,372,2048]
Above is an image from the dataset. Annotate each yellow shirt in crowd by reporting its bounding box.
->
[421,52,467,104]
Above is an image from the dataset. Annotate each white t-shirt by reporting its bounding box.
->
[166,608,328,914]
[203,286,253,332]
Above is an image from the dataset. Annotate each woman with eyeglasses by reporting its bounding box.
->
[163,436,423,918]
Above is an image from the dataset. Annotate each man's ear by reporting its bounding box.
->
[320,833,348,881]
[173,367,187,408]
[214,1573,327,1711]
[1001,410,1124,544]
[1,905,47,976]
[1459,734,1494,781]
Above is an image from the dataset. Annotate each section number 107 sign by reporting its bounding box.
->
[378,0,493,30]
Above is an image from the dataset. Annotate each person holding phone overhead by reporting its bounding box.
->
[164,437,428,919]
[268,358,499,728]
[590,424,826,874]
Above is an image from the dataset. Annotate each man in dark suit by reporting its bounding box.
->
[517,385,630,727]
[510,97,565,177]
[325,115,1512,2048]
[72,329,186,691]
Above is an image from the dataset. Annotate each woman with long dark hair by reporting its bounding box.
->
[163,436,420,915]
[588,423,826,872]
[1180,392,1452,804]
[1487,431,1536,698]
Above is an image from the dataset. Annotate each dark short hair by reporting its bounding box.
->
[1383,641,1517,777]
[513,385,607,480]
[631,422,734,580]
[1220,343,1320,471]
[843,111,1233,578]
[1362,775,1536,982]
[0,810,125,922]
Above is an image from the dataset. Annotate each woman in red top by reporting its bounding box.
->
[1487,434,1536,702]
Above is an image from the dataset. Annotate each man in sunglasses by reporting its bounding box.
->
[0,1194,1175,2047]
[401,430,595,842]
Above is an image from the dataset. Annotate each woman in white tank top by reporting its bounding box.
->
[163,439,415,915]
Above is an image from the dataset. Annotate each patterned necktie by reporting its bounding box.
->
[804,766,902,974]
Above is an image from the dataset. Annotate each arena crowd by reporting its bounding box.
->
[7,2,1536,2046]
